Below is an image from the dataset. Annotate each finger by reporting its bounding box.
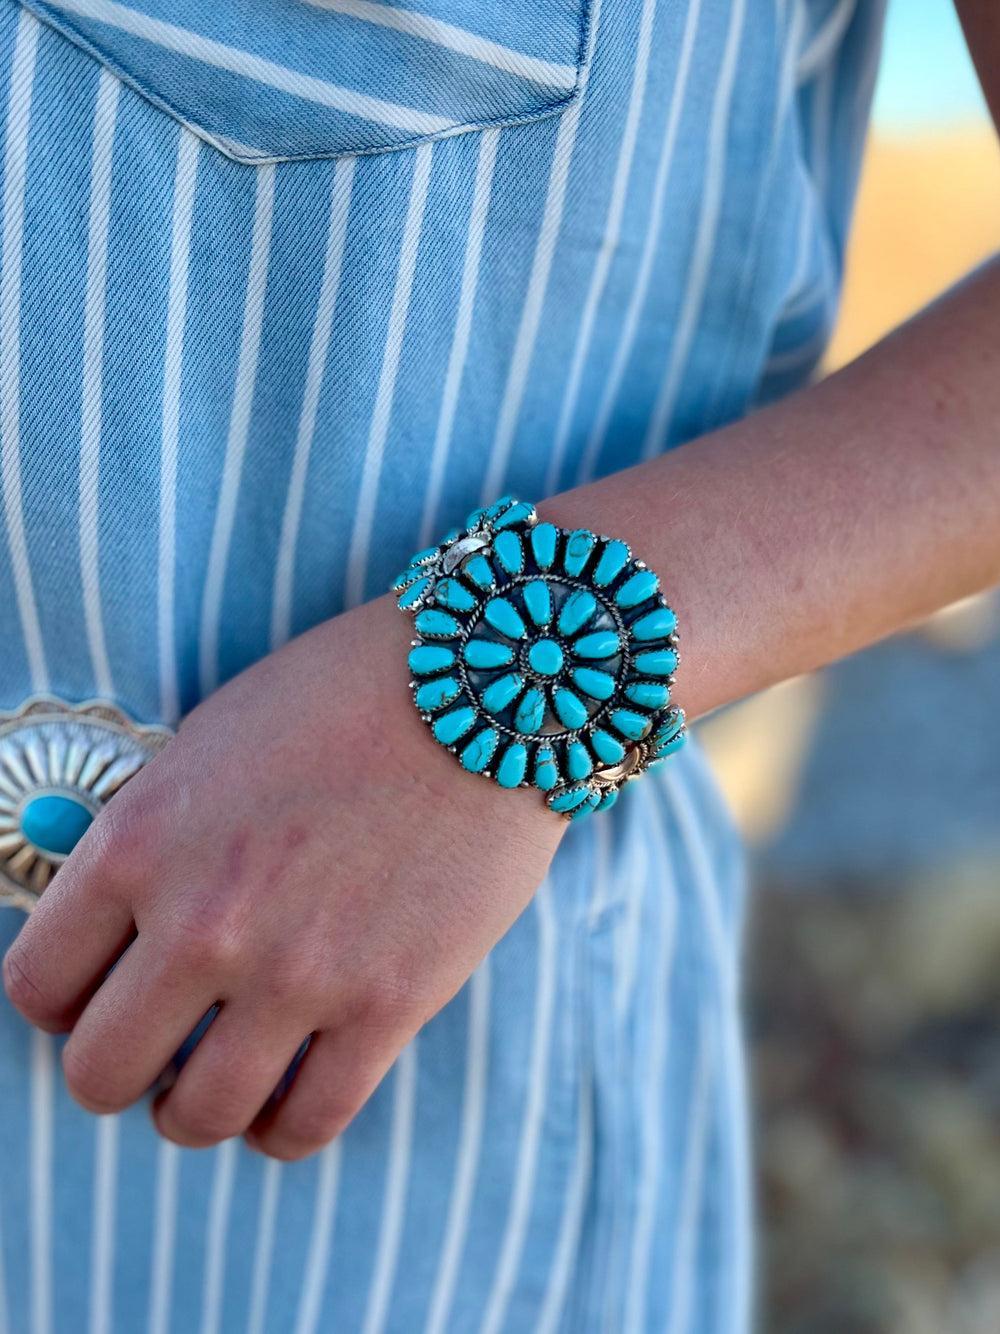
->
[2,844,134,1033]
[152,1005,309,1149]
[245,1021,403,1161]
[61,932,218,1114]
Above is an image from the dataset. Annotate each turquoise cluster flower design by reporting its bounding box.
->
[393,496,685,818]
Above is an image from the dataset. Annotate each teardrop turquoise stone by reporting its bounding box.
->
[482,672,523,713]
[569,790,602,820]
[591,730,625,765]
[20,793,93,857]
[610,708,651,741]
[464,639,515,669]
[527,639,563,676]
[409,645,455,675]
[572,667,615,700]
[534,747,559,790]
[566,741,593,780]
[414,608,460,638]
[562,529,595,576]
[616,569,659,608]
[415,676,461,711]
[557,589,596,637]
[553,688,588,730]
[632,648,678,678]
[433,706,477,746]
[531,523,558,569]
[593,540,630,586]
[397,576,430,609]
[573,630,620,660]
[515,688,546,734]
[484,597,526,640]
[461,728,499,772]
[463,554,495,589]
[548,784,592,814]
[625,681,670,709]
[486,494,516,519]
[496,742,528,788]
[651,710,685,750]
[631,605,677,640]
[493,530,524,574]
[492,500,534,530]
[522,579,552,626]
[434,578,477,611]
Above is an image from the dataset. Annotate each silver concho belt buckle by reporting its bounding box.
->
[0,696,173,912]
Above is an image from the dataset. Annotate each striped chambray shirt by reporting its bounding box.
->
[0,1,883,1330]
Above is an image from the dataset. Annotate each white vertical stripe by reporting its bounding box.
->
[199,1140,237,1334]
[78,70,119,699]
[344,142,433,609]
[622,783,679,1334]
[157,129,199,725]
[535,1064,593,1334]
[613,834,649,1019]
[640,0,748,460]
[478,0,603,506]
[795,0,858,83]
[479,880,559,1334]
[0,10,46,690]
[417,129,499,549]
[147,1141,179,1334]
[575,0,702,485]
[665,1020,715,1334]
[424,963,490,1334]
[544,0,657,497]
[198,165,276,696]
[245,1159,281,1334]
[585,804,615,926]
[270,157,356,649]
[89,1115,119,1334]
[293,1141,342,1334]
[360,1042,419,1334]
[29,1028,54,1334]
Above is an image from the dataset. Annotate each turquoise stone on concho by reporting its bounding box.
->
[394,496,684,817]
[20,793,94,858]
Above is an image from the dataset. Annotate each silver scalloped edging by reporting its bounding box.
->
[393,495,686,819]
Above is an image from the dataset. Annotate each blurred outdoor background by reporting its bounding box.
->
[698,2,1000,1330]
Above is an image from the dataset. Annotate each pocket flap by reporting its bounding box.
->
[21,0,590,162]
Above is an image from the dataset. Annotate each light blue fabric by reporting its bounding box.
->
[0,0,885,1329]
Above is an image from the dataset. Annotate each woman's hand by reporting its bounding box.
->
[1,596,563,1158]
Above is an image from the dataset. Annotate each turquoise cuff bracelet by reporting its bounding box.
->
[392,496,686,820]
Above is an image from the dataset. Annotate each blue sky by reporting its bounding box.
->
[873,0,988,130]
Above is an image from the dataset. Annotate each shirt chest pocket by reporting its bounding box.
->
[18,0,591,163]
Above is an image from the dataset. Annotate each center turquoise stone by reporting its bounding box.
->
[20,792,94,858]
[528,638,564,677]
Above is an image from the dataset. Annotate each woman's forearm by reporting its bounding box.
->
[540,255,1000,723]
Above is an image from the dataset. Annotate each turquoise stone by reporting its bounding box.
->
[482,672,523,713]
[406,546,439,567]
[409,645,455,675]
[484,597,526,640]
[397,576,430,608]
[616,569,659,608]
[464,640,514,669]
[631,605,677,640]
[414,608,460,638]
[461,728,499,772]
[492,500,534,530]
[534,747,559,790]
[527,638,563,676]
[496,742,528,788]
[573,629,620,660]
[591,729,625,765]
[463,554,495,589]
[493,530,524,574]
[557,589,596,637]
[566,741,592,780]
[515,688,546,734]
[648,733,686,767]
[593,539,630,586]
[522,579,552,626]
[531,523,558,569]
[434,578,476,611]
[562,529,595,576]
[553,687,588,730]
[610,708,650,741]
[569,790,602,820]
[572,667,615,700]
[486,493,516,519]
[433,706,477,746]
[595,788,619,813]
[625,681,670,709]
[391,559,431,591]
[464,506,488,531]
[415,676,461,711]
[20,793,93,857]
[651,710,685,749]
[548,784,592,814]
[632,648,678,678]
